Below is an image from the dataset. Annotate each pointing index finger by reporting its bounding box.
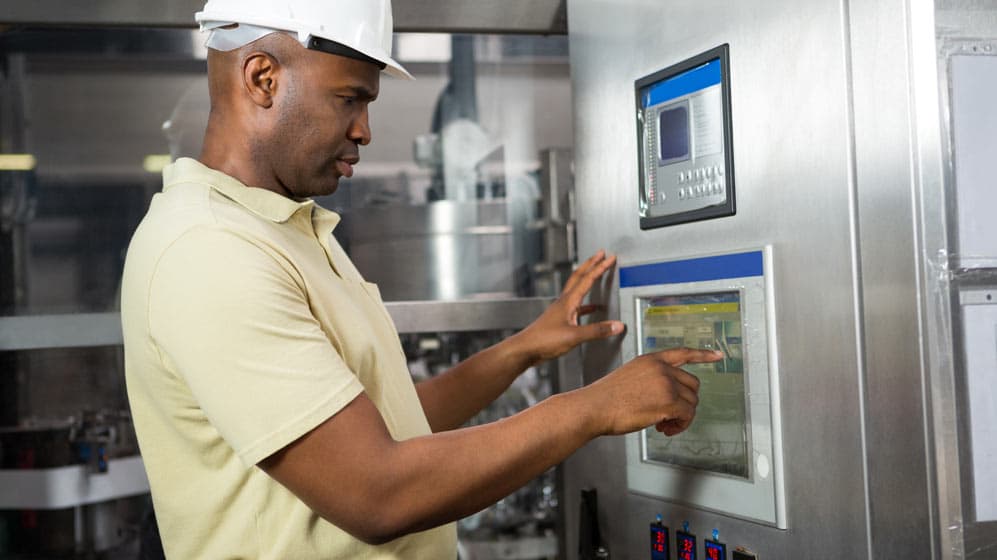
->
[657,347,725,368]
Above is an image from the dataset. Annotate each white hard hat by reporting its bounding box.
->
[195,0,413,80]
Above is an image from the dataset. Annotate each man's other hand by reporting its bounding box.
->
[512,250,624,365]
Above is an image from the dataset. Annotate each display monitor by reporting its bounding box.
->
[636,45,735,229]
[638,291,749,478]
[619,248,786,528]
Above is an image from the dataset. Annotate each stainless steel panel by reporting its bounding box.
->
[393,0,567,34]
[566,0,874,557]
[0,0,205,28]
[0,313,123,351]
[848,0,935,556]
[0,456,149,510]
[566,0,997,557]
[341,201,521,302]
[0,0,568,34]
[384,297,551,333]
[0,299,551,350]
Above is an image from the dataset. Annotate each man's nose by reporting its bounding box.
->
[348,107,372,146]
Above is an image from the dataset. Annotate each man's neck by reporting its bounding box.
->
[198,117,292,198]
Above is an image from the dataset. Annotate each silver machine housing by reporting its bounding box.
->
[562,0,997,558]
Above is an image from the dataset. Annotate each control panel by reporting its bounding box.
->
[635,44,735,229]
[647,517,759,560]
[620,249,786,528]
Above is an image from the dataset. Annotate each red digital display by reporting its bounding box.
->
[705,539,726,560]
[650,524,670,560]
[676,531,697,560]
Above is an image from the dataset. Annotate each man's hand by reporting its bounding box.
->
[582,347,723,437]
[510,250,624,365]
[415,251,622,432]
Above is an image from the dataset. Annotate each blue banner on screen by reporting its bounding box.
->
[619,251,763,288]
[641,59,722,108]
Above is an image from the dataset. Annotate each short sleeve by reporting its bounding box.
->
[148,226,364,467]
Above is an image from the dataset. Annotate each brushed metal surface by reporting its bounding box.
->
[392,0,567,34]
[384,297,552,333]
[341,201,521,302]
[0,0,205,28]
[848,0,936,556]
[0,298,551,351]
[565,0,997,557]
[0,0,568,34]
[0,456,149,510]
[0,313,123,351]
[566,0,874,557]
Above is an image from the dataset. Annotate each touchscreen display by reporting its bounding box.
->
[639,291,749,478]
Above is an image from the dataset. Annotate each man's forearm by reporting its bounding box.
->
[261,347,713,546]
[354,389,600,543]
[415,331,538,432]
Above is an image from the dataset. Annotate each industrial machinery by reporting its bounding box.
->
[562,0,997,558]
[4,0,996,558]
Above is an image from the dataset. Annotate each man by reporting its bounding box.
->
[121,1,720,558]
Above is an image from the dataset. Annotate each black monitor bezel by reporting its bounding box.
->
[635,44,735,230]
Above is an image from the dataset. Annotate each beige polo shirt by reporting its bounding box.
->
[121,158,456,559]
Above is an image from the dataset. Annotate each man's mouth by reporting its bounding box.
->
[335,156,358,178]
[335,159,354,178]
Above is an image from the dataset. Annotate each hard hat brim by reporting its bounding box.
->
[196,11,414,80]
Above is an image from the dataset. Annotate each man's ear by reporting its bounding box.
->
[242,51,279,109]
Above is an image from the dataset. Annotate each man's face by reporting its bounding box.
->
[270,53,380,198]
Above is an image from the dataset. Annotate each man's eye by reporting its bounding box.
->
[340,96,357,105]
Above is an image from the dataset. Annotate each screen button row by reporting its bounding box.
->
[678,182,724,200]
[677,165,724,184]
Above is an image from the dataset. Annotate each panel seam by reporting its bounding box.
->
[839,0,875,557]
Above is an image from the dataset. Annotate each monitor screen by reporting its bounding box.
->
[638,291,749,478]
[658,103,691,163]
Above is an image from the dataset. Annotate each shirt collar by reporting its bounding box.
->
[163,157,340,227]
